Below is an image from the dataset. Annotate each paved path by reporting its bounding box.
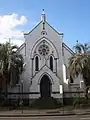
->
[0,108,90,117]
[0,115,90,120]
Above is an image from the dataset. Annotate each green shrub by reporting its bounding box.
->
[73,98,88,107]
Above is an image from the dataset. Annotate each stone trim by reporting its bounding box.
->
[24,21,42,35]
[62,43,74,55]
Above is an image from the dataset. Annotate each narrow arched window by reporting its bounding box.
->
[70,76,74,83]
[35,56,39,71]
[50,56,53,71]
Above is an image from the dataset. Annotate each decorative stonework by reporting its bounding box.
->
[38,44,49,56]
[41,31,47,35]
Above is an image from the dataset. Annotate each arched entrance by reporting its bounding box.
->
[40,75,51,98]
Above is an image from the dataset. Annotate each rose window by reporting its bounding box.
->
[38,44,49,55]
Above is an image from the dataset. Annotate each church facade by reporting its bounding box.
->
[18,10,84,103]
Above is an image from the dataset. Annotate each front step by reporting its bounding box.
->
[30,97,61,109]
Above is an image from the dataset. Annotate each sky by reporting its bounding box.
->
[0,0,90,49]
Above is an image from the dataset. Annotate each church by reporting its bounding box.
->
[17,10,84,104]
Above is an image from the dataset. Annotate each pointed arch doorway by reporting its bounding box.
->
[40,75,51,98]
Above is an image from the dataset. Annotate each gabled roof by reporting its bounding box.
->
[24,20,63,36]
[63,43,74,55]
[18,10,73,55]
[45,21,64,36]
[16,42,25,53]
[24,21,42,35]
[31,65,61,84]
[24,9,63,36]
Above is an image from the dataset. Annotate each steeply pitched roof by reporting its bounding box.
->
[46,21,64,36]
[24,20,63,36]
[63,43,74,55]
[24,21,42,35]
[18,17,73,55]
[16,42,25,53]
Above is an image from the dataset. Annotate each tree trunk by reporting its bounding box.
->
[2,75,7,99]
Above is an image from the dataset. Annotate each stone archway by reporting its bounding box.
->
[40,75,51,98]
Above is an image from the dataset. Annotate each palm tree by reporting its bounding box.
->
[0,42,24,94]
[68,42,90,99]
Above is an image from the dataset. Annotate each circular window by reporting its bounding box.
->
[38,44,49,56]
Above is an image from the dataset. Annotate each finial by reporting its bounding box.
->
[41,9,46,22]
[76,40,78,44]
[42,9,45,14]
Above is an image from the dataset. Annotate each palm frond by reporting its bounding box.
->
[68,42,90,86]
[0,42,24,86]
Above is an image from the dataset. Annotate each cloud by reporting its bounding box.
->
[0,13,28,46]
